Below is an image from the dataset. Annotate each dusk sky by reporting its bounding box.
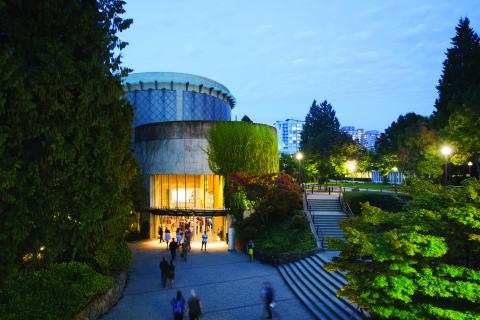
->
[121,1,480,132]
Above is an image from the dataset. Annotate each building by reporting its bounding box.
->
[340,126,380,150]
[274,119,305,154]
[123,72,236,243]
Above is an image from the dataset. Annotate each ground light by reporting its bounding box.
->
[296,152,303,184]
[441,145,453,186]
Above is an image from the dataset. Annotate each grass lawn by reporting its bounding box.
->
[325,181,396,191]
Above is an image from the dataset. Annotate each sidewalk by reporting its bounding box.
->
[102,240,314,319]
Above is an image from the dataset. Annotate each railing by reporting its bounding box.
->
[339,192,354,218]
[311,215,327,249]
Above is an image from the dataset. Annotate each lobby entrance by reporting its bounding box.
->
[151,212,228,243]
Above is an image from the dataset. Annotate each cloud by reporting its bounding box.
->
[397,23,428,39]
[293,30,317,39]
[292,58,308,65]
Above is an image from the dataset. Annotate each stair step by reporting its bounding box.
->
[282,264,344,319]
[278,265,334,319]
[292,261,363,320]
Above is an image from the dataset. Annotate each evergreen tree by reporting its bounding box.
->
[241,115,253,122]
[301,100,340,154]
[0,0,136,282]
[433,17,480,127]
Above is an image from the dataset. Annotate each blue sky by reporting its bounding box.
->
[121,0,480,131]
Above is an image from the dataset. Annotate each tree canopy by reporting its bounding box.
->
[0,0,137,282]
[327,178,480,319]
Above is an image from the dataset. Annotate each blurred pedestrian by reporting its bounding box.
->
[185,228,192,251]
[247,240,255,262]
[181,241,188,262]
[169,238,178,261]
[158,225,164,243]
[187,289,202,320]
[261,282,275,319]
[201,231,208,252]
[168,261,176,288]
[159,257,169,288]
[171,290,186,320]
[165,227,171,249]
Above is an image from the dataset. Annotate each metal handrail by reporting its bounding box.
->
[339,192,354,218]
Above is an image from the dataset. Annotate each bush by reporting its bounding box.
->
[245,214,316,254]
[0,262,113,320]
[94,241,131,273]
[344,191,410,215]
[290,214,308,230]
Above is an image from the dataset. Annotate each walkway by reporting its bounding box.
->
[102,240,314,320]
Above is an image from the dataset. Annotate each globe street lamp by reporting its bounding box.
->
[441,145,453,186]
[468,161,473,177]
[346,160,357,184]
[296,152,303,184]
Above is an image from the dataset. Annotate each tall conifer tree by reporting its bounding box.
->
[0,0,137,281]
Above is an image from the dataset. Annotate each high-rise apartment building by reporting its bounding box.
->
[340,126,380,150]
[274,119,305,154]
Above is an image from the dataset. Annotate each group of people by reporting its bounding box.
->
[170,289,203,320]
[158,225,210,256]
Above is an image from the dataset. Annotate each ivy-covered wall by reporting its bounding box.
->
[207,121,279,175]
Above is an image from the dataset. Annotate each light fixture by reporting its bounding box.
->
[295,152,303,160]
[441,145,453,157]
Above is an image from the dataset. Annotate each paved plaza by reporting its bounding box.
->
[102,240,314,320]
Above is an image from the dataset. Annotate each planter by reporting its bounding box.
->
[73,272,127,320]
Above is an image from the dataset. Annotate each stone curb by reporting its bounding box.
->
[73,272,127,320]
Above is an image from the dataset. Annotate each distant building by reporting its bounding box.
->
[340,126,380,150]
[274,119,305,154]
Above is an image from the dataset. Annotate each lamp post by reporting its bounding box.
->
[468,161,473,177]
[392,166,399,184]
[296,152,303,184]
[346,160,357,184]
[441,145,453,186]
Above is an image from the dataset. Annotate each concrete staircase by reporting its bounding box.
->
[278,253,366,320]
[307,197,348,249]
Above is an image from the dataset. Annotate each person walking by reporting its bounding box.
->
[181,241,188,262]
[201,231,208,252]
[165,227,171,249]
[159,257,169,288]
[177,228,183,243]
[261,282,275,319]
[171,290,186,320]
[169,238,178,261]
[185,228,192,251]
[247,240,255,263]
[158,225,164,243]
[168,261,176,288]
[187,289,202,320]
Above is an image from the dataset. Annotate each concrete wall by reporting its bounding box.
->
[135,121,219,175]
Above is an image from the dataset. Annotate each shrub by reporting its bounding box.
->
[290,214,309,230]
[0,262,113,320]
[94,241,131,273]
[344,191,410,215]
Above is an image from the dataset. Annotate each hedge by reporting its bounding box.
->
[344,191,411,216]
[0,262,113,320]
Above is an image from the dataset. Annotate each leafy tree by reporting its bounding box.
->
[433,17,480,128]
[445,106,480,178]
[375,113,442,179]
[279,153,319,182]
[0,0,136,282]
[326,178,480,319]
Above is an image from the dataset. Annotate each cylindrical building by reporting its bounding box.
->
[124,72,236,242]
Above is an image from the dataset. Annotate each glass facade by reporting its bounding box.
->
[183,91,231,121]
[125,89,177,127]
[151,174,224,210]
[124,89,231,128]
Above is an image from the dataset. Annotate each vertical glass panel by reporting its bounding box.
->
[161,175,169,208]
[185,175,195,209]
[205,175,214,209]
[176,174,186,209]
